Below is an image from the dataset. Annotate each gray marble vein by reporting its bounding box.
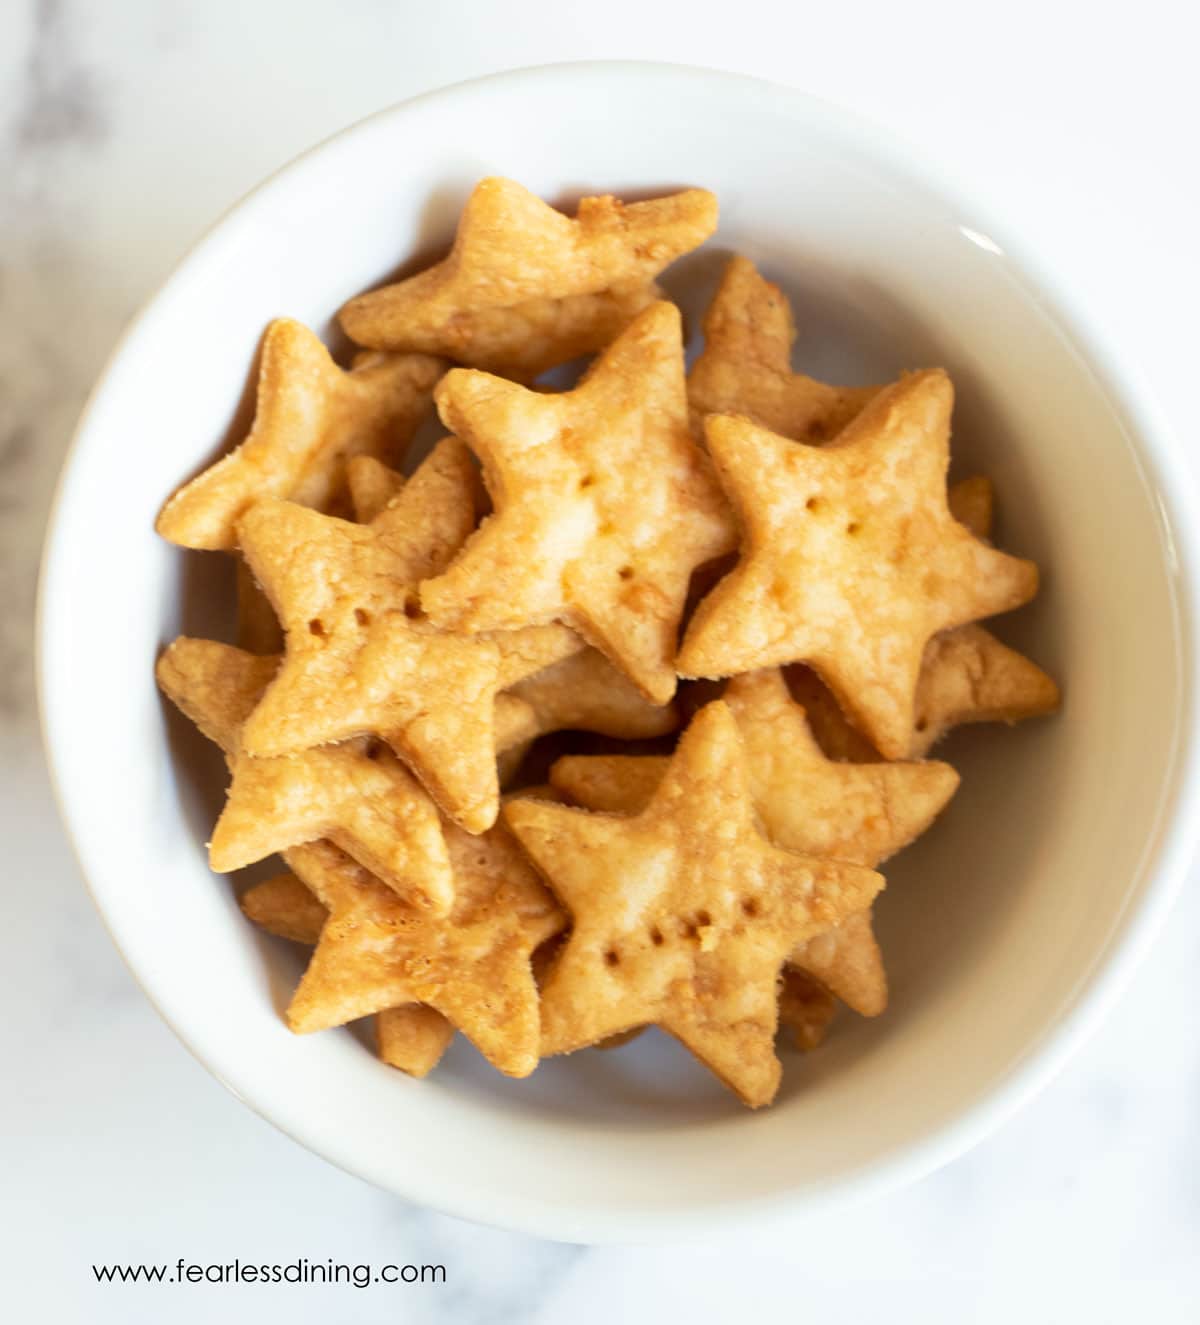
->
[1,0,113,728]
[15,0,108,150]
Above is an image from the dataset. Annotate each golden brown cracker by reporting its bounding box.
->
[156,318,443,551]
[421,302,736,704]
[792,637,1060,761]
[339,178,717,378]
[594,1028,645,1051]
[240,871,455,1076]
[156,636,454,913]
[284,826,564,1078]
[375,1005,457,1078]
[505,647,680,743]
[240,871,328,945]
[554,670,957,869]
[346,454,406,523]
[505,702,883,1108]
[908,624,1060,754]
[493,692,568,790]
[533,847,648,1051]
[349,285,663,384]
[725,668,957,875]
[780,666,879,763]
[947,474,994,540]
[679,372,1040,759]
[687,256,879,442]
[786,477,1058,759]
[551,754,664,813]
[236,436,581,832]
[493,694,542,751]
[550,668,957,1017]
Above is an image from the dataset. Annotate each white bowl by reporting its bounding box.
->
[39,62,1200,1243]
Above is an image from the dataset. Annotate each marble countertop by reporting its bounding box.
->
[3,1,1198,1319]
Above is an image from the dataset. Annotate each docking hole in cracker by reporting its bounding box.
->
[156,178,1058,1108]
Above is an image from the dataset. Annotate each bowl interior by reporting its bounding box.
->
[41,66,1189,1239]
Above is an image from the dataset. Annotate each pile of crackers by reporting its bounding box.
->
[156,179,1058,1108]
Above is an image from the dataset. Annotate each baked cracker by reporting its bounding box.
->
[505,647,680,742]
[505,701,883,1108]
[679,371,1040,758]
[422,302,737,704]
[156,636,453,914]
[688,255,880,441]
[339,178,717,379]
[947,474,994,538]
[284,827,564,1079]
[240,871,327,944]
[236,436,582,832]
[240,872,455,1077]
[550,668,958,1017]
[346,453,407,523]
[790,474,1059,759]
[157,318,443,551]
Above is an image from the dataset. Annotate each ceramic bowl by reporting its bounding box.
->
[38,62,1200,1243]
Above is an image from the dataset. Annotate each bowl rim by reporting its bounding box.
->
[36,59,1200,1243]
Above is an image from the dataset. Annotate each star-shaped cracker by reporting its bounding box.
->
[373,1005,458,1078]
[156,318,444,551]
[346,453,406,523]
[787,473,1059,760]
[420,302,736,704]
[678,371,1040,759]
[550,668,958,1016]
[236,436,582,832]
[505,647,680,743]
[491,648,678,789]
[908,624,1059,751]
[791,624,1061,761]
[688,256,880,442]
[504,701,883,1107]
[339,178,718,379]
[157,636,453,913]
[284,823,565,1078]
[240,871,456,1077]
[549,766,896,1024]
[947,474,994,538]
[240,870,328,945]
[349,285,662,385]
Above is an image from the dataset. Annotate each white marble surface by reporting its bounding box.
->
[3,1,1199,1319]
